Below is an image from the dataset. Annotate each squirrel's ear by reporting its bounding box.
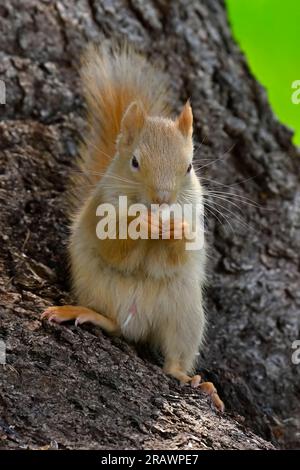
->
[176,100,193,138]
[120,101,146,148]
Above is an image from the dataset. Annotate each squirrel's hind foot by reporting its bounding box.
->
[164,362,224,412]
[187,375,224,412]
[198,381,225,412]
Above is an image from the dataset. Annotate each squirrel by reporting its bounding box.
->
[41,43,224,411]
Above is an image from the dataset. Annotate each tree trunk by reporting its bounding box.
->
[0,0,299,450]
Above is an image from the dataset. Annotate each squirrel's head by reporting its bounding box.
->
[114,100,199,205]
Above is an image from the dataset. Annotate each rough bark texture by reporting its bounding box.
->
[0,0,299,450]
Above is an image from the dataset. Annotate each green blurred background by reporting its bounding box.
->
[226,0,300,145]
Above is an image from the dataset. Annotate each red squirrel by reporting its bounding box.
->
[41,44,224,411]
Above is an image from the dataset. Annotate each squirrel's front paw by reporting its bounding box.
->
[41,305,120,334]
[41,305,77,323]
[140,212,190,240]
[41,305,99,325]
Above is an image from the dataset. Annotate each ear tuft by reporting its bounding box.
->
[176,100,193,138]
[120,101,146,147]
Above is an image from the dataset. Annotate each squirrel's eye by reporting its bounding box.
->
[131,155,139,170]
[187,163,192,174]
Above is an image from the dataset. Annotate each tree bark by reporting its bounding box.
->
[0,0,299,449]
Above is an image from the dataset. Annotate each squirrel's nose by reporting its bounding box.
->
[155,191,172,204]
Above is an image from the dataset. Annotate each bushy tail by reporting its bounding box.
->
[78,43,170,183]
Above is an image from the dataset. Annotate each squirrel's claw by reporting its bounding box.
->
[74,313,95,326]
[41,307,66,323]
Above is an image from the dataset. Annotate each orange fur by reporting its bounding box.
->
[80,43,170,183]
[176,100,193,137]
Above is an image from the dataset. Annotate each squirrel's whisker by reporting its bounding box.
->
[193,135,207,153]
[84,140,112,161]
[204,201,236,234]
[193,143,236,172]
[204,204,234,233]
[200,174,262,189]
[204,192,261,209]
[205,199,258,234]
